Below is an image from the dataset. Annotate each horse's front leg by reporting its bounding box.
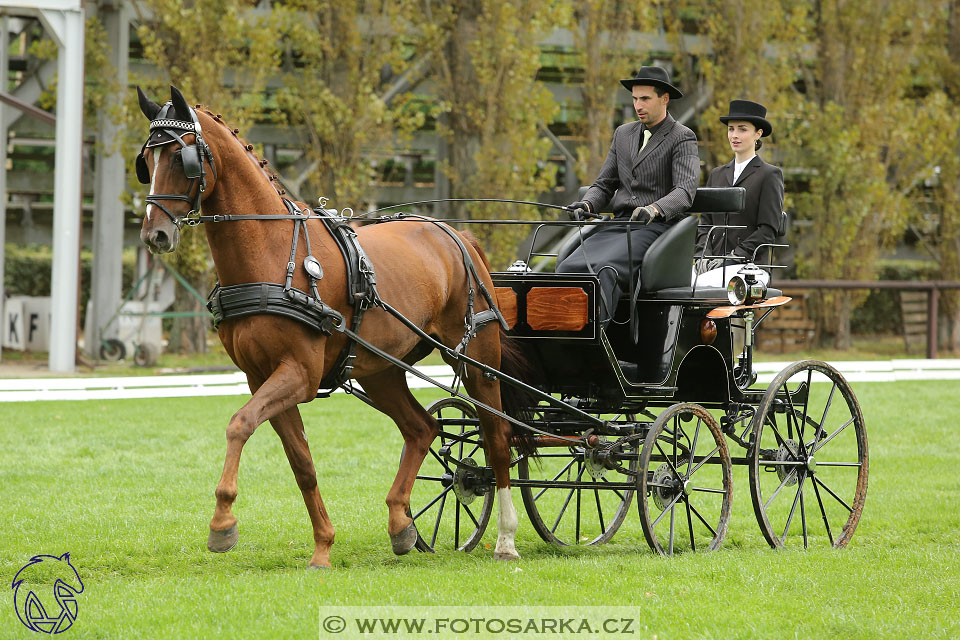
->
[271,407,336,568]
[208,362,318,557]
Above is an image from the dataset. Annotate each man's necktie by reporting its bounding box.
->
[639,129,651,155]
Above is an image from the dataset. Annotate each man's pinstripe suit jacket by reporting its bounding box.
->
[581,113,700,222]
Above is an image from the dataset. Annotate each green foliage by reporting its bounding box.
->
[3,244,136,320]
[565,0,653,182]
[274,0,421,208]
[412,0,561,268]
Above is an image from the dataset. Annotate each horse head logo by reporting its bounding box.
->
[11,553,84,634]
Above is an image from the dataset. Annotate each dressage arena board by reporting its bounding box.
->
[1,360,960,402]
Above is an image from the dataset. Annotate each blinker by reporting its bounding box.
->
[181,144,202,179]
[136,154,150,184]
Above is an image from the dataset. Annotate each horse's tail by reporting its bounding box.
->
[458,230,539,459]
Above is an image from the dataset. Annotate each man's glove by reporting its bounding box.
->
[567,200,593,220]
[630,205,660,224]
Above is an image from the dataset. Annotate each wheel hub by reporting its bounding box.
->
[651,463,679,510]
[453,457,482,505]
[585,439,610,480]
[806,455,817,472]
[776,440,801,486]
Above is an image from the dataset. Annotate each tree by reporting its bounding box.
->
[413,0,561,268]
[273,0,423,209]
[567,1,651,182]
[789,0,939,347]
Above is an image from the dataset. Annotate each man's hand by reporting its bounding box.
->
[567,200,593,220]
[630,205,660,224]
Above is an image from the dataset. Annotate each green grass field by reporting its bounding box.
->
[1,380,958,639]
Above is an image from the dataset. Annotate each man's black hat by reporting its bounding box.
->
[719,100,773,137]
[619,66,683,99]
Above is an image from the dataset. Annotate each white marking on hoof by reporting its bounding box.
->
[494,487,520,560]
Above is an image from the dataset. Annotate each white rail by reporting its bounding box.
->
[1,361,958,403]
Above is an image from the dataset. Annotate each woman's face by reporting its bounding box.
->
[727,120,762,154]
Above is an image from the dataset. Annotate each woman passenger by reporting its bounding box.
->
[694,100,784,286]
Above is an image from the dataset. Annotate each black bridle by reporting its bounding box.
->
[136,103,216,228]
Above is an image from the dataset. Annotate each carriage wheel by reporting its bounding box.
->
[749,360,868,549]
[408,397,494,553]
[518,431,637,546]
[638,403,733,556]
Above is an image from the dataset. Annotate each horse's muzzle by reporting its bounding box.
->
[141,226,180,254]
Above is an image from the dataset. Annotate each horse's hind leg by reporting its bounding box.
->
[208,363,318,557]
[355,367,439,555]
[269,407,335,568]
[450,347,520,561]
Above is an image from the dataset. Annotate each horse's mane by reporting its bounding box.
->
[196,105,285,198]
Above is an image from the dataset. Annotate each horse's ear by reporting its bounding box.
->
[169,85,192,121]
[137,86,161,120]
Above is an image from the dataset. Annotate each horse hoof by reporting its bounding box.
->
[207,523,239,553]
[390,521,419,556]
[494,550,520,562]
[307,563,331,571]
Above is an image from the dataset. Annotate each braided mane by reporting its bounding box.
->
[198,105,285,197]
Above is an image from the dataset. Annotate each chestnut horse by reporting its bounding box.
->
[136,86,520,568]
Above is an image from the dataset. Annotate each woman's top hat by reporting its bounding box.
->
[719,100,772,137]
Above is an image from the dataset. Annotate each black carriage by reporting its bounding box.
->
[408,187,868,555]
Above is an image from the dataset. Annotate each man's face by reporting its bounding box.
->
[632,85,668,126]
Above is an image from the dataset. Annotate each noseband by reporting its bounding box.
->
[136,104,216,228]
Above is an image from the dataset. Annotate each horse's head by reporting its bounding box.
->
[136,85,218,253]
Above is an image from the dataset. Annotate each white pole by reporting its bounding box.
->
[87,2,127,358]
[0,15,8,363]
[47,6,85,372]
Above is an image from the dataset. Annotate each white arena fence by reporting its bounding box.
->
[1,360,959,403]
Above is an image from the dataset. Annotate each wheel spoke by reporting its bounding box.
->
[429,491,447,548]
[688,501,718,537]
[800,478,808,549]
[687,417,702,475]
[685,498,696,552]
[600,476,628,502]
[814,381,838,445]
[413,484,454,520]
[812,416,856,454]
[815,462,862,468]
[689,486,728,494]
[461,500,482,529]
[764,469,797,510]
[687,444,722,477]
[811,476,835,546]
[668,501,676,555]
[550,465,585,534]
[655,441,683,478]
[781,474,804,543]
[534,457,577,501]
[593,482,607,535]
[813,475,854,513]
[651,492,683,529]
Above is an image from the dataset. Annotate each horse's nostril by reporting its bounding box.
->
[154,229,169,247]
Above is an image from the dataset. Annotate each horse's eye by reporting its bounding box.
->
[172,150,183,165]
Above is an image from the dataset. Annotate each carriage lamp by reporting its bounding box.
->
[726,264,767,306]
[700,318,717,344]
[507,260,530,273]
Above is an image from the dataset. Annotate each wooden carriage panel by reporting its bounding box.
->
[526,287,589,331]
[495,287,518,329]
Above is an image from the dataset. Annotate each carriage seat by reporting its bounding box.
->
[556,187,748,293]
